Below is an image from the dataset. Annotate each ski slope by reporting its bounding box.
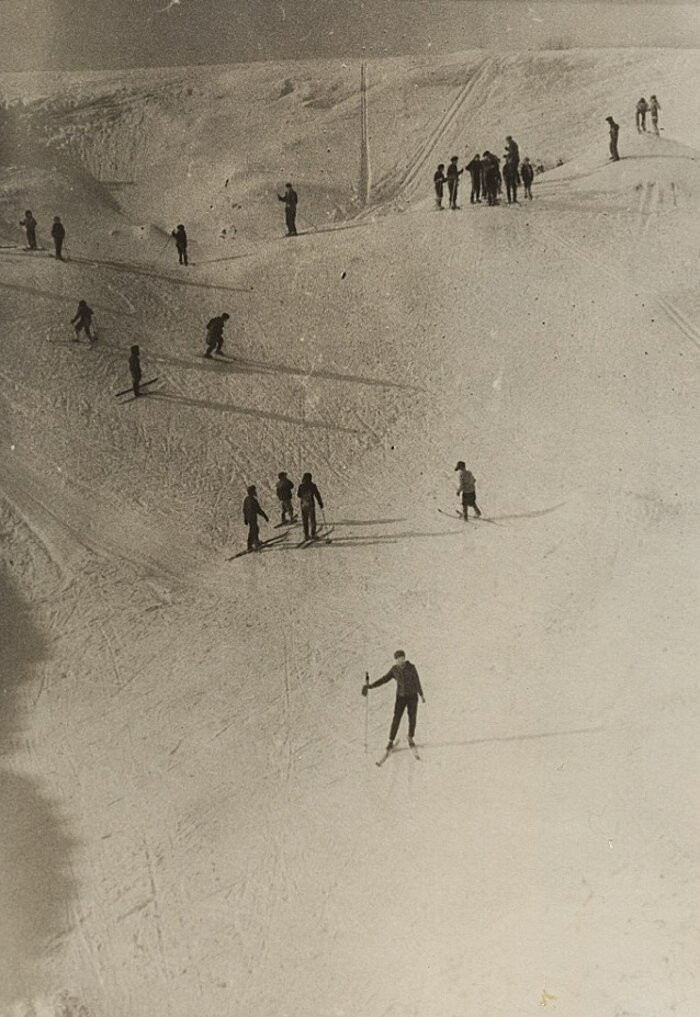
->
[1,48,699,1017]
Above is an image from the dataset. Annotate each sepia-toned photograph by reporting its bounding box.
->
[1,1,698,1015]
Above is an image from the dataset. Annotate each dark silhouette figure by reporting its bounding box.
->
[171,224,188,265]
[503,160,520,204]
[446,156,462,210]
[129,345,142,398]
[466,155,482,204]
[276,472,296,524]
[243,485,269,550]
[297,472,324,541]
[51,216,65,260]
[71,300,95,342]
[19,210,37,250]
[650,95,661,135]
[204,312,230,358]
[520,157,534,200]
[606,116,620,161]
[433,164,447,209]
[278,182,298,236]
[635,97,648,132]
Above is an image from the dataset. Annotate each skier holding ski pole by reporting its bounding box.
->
[363,650,425,764]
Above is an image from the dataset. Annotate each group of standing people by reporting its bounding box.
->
[19,211,66,259]
[433,136,534,209]
[243,472,325,549]
[635,95,661,135]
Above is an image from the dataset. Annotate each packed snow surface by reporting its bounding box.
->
[0,48,698,1017]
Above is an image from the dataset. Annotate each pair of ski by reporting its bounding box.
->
[437,508,483,522]
[114,377,160,400]
[297,526,333,547]
[376,738,421,767]
[227,532,289,560]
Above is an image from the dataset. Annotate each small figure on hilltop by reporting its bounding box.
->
[606,116,620,162]
[128,345,142,398]
[363,650,426,758]
[635,97,649,133]
[433,163,447,210]
[51,216,66,260]
[19,210,38,250]
[243,484,269,551]
[649,94,661,135]
[276,471,296,525]
[455,460,482,520]
[297,472,324,541]
[171,224,188,265]
[446,156,463,210]
[466,154,482,204]
[204,312,230,358]
[278,182,298,236]
[503,158,520,204]
[520,157,534,200]
[71,300,95,342]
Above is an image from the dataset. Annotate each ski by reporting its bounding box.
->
[376,741,397,767]
[273,518,297,529]
[115,377,159,398]
[227,532,288,561]
[438,508,465,521]
[408,741,421,761]
[298,526,334,547]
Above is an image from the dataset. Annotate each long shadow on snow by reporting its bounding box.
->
[421,725,604,752]
[236,357,421,391]
[0,280,124,315]
[70,255,254,295]
[0,570,77,1006]
[304,529,463,548]
[150,391,361,433]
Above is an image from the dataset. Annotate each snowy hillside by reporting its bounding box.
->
[1,48,699,1017]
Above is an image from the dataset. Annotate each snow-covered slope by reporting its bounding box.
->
[0,49,698,1017]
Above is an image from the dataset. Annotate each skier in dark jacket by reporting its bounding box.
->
[243,485,269,550]
[606,116,620,161]
[278,182,298,236]
[171,224,188,265]
[204,312,230,358]
[433,164,447,209]
[505,135,520,169]
[649,95,661,135]
[466,155,482,204]
[19,210,38,250]
[297,472,324,540]
[276,471,296,524]
[482,153,501,206]
[71,300,95,342]
[128,345,142,397]
[520,157,534,200]
[635,97,648,132]
[446,156,462,210]
[503,159,520,204]
[362,649,425,751]
[51,216,66,260]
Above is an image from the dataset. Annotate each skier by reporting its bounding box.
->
[520,157,534,200]
[503,159,520,204]
[128,345,142,398]
[482,153,501,206]
[635,97,648,132]
[171,224,188,265]
[649,94,661,135]
[70,300,95,342]
[465,154,482,204]
[455,460,482,520]
[505,135,520,169]
[204,312,230,358]
[433,164,447,210]
[19,210,38,250]
[275,471,296,524]
[278,182,298,236]
[51,216,66,260]
[606,116,620,161]
[297,472,324,541]
[243,484,269,551]
[446,156,463,210]
[362,650,425,753]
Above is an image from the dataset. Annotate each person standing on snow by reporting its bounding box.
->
[171,224,188,265]
[297,472,324,541]
[505,135,520,170]
[466,154,482,204]
[446,156,463,210]
[635,97,649,132]
[19,210,38,250]
[278,182,298,236]
[71,300,95,342]
[243,484,269,551]
[606,116,620,161]
[128,345,142,398]
[503,159,520,204]
[51,216,66,260]
[520,157,534,200]
[482,153,501,206]
[649,95,661,135]
[455,460,482,520]
[204,312,230,358]
[276,471,296,524]
[362,650,425,752]
[433,164,447,209]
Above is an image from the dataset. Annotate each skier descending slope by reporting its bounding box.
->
[363,650,426,764]
[275,472,296,525]
[71,300,95,342]
[204,312,230,358]
[243,485,269,551]
[297,472,324,541]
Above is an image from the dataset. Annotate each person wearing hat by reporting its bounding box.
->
[171,224,188,265]
[362,650,425,753]
[649,94,661,135]
[204,312,230,358]
[446,156,463,210]
[297,472,324,541]
[275,471,296,525]
[51,215,66,260]
[606,116,620,161]
[455,461,481,520]
[243,484,269,551]
[278,182,298,236]
[19,210,38,250]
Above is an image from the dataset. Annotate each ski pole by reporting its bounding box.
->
[364,672,370,754]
